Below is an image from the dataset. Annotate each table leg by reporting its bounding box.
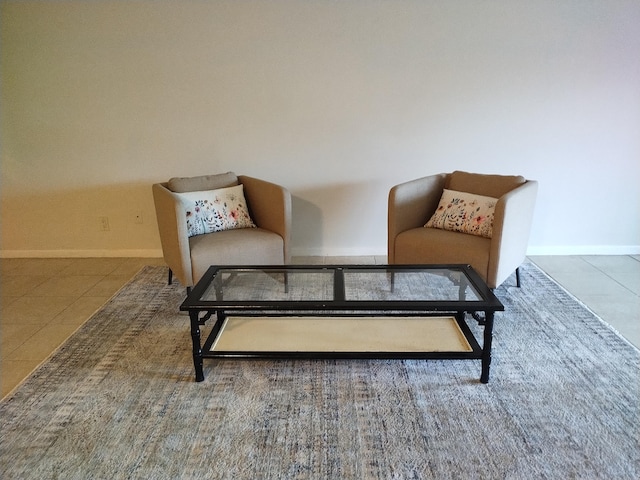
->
[189,311,204,382]
[480,311,494,383]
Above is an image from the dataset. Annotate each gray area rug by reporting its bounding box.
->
[1,263,638,479]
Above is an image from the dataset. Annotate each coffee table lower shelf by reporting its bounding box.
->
[194,312,489,381]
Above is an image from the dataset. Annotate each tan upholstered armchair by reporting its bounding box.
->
[388,171,537,289]
[152,172,291,288]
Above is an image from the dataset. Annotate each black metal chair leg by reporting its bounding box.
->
[515,267,521,288]
[168,268,173,285]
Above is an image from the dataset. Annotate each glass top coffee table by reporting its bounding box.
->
[180,264,504,383]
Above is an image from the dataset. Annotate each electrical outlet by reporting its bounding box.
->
[99,216,110,231]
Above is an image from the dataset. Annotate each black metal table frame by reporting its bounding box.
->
[179,264,504,384]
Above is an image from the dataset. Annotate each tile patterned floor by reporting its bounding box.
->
[1,255,638,398]
[1,257,166,398]
[528,255,640,349]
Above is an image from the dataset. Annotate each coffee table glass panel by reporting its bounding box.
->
[181,264,504,383]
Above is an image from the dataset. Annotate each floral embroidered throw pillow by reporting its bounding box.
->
[179,185,256,237]
[425,189,497,238]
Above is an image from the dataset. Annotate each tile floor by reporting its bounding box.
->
[0,257,166,399]
[527,255,640,349]
[1,255,638,398]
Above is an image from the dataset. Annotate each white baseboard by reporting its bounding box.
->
[290,246,387,257]
[293,245,640,257]
[526,245,640,256]
[0,249,164,259]
[2,245,638,259]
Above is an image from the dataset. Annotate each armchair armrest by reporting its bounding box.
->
[489,180,538,287]
[387,173,447,263]
[239,175,292,263]
[152,183,193,286]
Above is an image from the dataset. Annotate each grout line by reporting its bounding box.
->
[582,255,640,298]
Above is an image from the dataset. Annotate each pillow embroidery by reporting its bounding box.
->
[425,189,497,238]
[179,185,256,237]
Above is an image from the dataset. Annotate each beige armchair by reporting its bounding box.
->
[388,171,537,289]
[152,172,291,288]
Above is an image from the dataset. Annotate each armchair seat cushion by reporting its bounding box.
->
[189,227,285,284]
[394,227,491,281]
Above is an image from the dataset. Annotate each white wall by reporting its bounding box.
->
[2,1,639,257]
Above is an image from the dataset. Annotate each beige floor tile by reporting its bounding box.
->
[582,255,640,273]
[614,272,640,295]
[528,256,598,275]
[291,256,325,265]
[582,296,640,346]
[545,270,631,297]
[0,296,22,310]
[0,258,25,275]
[84,275,131,297]
[1,323,43,357]
[0,274,51,296]
[328,256,377,265]
[3,343,51,363]
[110,258,165,276]
[4,323,80,362]
[1,258,76,276]
[28,275,103,297]
[1,296,78,325]
[1,359,41,398]
[59,258,126,276]
[52,296,111,325]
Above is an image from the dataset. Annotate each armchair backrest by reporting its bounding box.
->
[166,171,239,193]
[446,170,526,198]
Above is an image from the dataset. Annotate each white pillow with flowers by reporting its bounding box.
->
[179,185,255,238]
[425,189,497,238]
